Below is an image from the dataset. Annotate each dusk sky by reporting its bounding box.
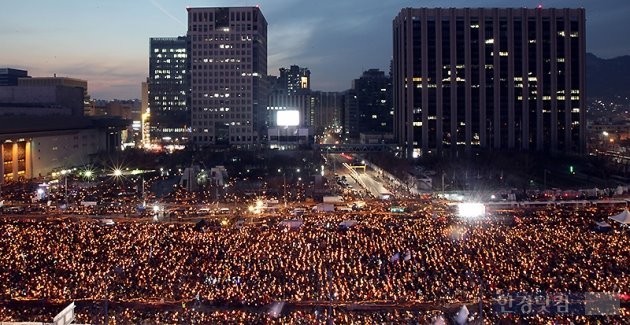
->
[2,0,629,100]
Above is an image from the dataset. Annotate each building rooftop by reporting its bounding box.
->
[0,115,128,138]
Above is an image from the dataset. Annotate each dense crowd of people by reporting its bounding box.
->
[1,303,628,324]
[0,201,628,323]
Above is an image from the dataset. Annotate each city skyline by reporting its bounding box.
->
[2,0,629,100]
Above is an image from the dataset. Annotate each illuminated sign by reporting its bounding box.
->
[276,110,300,126]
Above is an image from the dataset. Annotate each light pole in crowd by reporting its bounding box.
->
[278,168,286,207]
[60,170,69,206]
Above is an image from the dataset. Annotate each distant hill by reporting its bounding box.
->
[586,53,630,98]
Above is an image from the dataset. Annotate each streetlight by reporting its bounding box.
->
[278,168,286,207]
[60,170,69,206]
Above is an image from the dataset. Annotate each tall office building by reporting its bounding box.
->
[312,91,342,133]
[278,65,311,96]
[267,94,311,127]
[266,65,312,129]
[393,8,586,157]
[148,36,189,143]
[187,7,268,147]
[141,80,150,147]
[344,69,393,138]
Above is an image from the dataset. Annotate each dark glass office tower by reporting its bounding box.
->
[393,8,586,157]
[148,36,189,143]
[345,69,393,138]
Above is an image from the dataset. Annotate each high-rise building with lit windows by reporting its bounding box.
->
[187,7,268,147]
[148,36,189,143]
[344,69,393,139]
[393,8,586,157]
[312,91,342,133]
[278,65,310,96]
[266,65,312,135]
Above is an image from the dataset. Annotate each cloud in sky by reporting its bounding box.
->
[22,59,147,100]
[148,0,187,27]
[267,17,322,74]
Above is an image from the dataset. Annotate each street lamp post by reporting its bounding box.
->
[140,174,146,207]
[215,179,219,204]
[60,170,69,206]
[278,169,287,207]
[283,172,287,208]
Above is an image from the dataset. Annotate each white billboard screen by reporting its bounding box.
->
[457,203,486,218]
[277,110,300,126]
